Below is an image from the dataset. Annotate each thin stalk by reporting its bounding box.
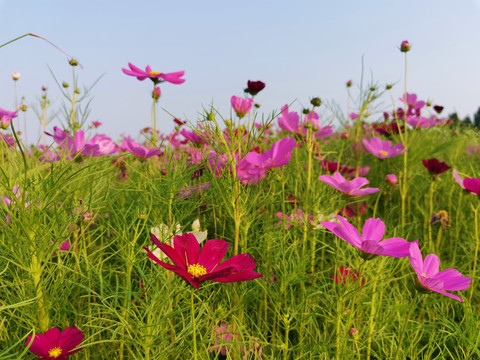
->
[366,259,383,360]
[400,52,409,230]
[282,314,290,360]
[428,180,435,250]
[469,202,480,303]
[393,292,419,360]
[191,288,198,360]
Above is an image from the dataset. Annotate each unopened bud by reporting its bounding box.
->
[62,82,69,88]
[69,59,79,67]
[303,121,312,129]
[225,119,232,127]
[206,111,215,121]
[346,80,352,87]
[400,40,411,53]
[152,86,161,101]
[369,87,376,92]
[21,104,28,112]
[310,97,322,107]
[342,131,350,139]
[74,89,80,95]
[302,108,310,115]
[42,86,47,91]
[426,101,432,107]
[349,328,358,338]
[11,72,20,81]
[254,103,260,108]
[386,84,393,90]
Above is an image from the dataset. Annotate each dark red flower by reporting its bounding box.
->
[422,158,451,175]
[26,327,84,359]
[144,233,263,289]
[433,105,444,114]
[245,81,266,96]
[331,266,359,284]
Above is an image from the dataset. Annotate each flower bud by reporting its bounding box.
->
[400,40,411,53]
[206,111,215,121]
[385,174,397,186]
[225,119,232,127]
[346,80,352,87]
[369,86,376,92]
[152,86,161,101]
[310,97,322,107]
[62,82,69,88]
[386,84,393,90]
[426,101,432,107]
[42,86,47,91]
[302,108,310,115]
[74,89,80,95]
[69,58,79,67]
[21,104,28,112]
[11,72,20,81]
[341,131,350,139]
[349,328,358,338]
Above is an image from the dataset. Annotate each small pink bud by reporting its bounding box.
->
[349,328,358,337]
[11,72,20,81]
[385,174,397,186]
[400,40,411,53]
[346,79,352,87]
[152,86,161,101]
[342,132,350,139]
[42,86,47,91]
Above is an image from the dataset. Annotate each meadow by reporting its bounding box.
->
[0,39,479,359]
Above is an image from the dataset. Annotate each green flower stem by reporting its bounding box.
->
[469,202,480,303]
[428,180,435,250]
[393,292,419,360]
[366,259,383,360]
[191,288,198,360]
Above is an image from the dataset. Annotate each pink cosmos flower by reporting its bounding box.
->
[321,216,412,259]
[231,96,254,118]
[400,93,425,111]
[51,127,117,158]
[91,121,102,128]
[409,241,471,302]
[278,104,300,133]
[452,169,480,195]
[144,233,263,289]
[26,327,84,359]
[301,111,333,139]
[362,137,406,159]
[237,137,296,184]
[122,63,185,84]
[121,138,161,158]
[319,172,380,196]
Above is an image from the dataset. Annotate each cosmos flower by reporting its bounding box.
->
[144,233,263,289]
[121,138,161,158]
[26,327,84,359]
[231,96,254,118]
[362,137,406,159]
[245,80,266,96]
[408,241,470,302]
[319,172,380,196]
[452,169,480,196]
[122,63,185,84]
[321,216,412,260]
[422,158,451,175]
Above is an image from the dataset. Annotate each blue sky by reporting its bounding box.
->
[1,0,480,142]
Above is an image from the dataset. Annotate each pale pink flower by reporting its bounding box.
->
[319,172,380,196]
[231,96,253,118]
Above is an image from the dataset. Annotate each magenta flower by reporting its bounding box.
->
[409,241,470,301]
[51,127,117,158]
[278,104,300,133]
[319,172,380,196]
[321,216,412,259]
[122,63,185,84]
[121,138,161,158]
[231,96,253,118]
[0,107,17,121]
[400,93,425,111]
[237,137,296,184]
[453,169,480,195]
[144,233,263,289]
[362,137,406,159]
[26,327,84,359]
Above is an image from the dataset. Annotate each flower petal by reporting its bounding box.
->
[362,218,385,242]
[197,239,229,272]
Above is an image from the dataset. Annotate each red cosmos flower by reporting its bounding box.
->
[122,63,185,84]
[144,233,263,289]
[422,158,451,175]
[245,80,266,96]
[331,266,359,284]
[26,327,84,359]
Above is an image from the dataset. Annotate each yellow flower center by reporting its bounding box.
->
[379,150,388,157]
[421,272,427,278]
[438,210,448,218]
[48,347,63,358]
[187,263,207,277]
[149,71,160,76]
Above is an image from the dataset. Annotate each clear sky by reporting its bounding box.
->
[1,0,480,142]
